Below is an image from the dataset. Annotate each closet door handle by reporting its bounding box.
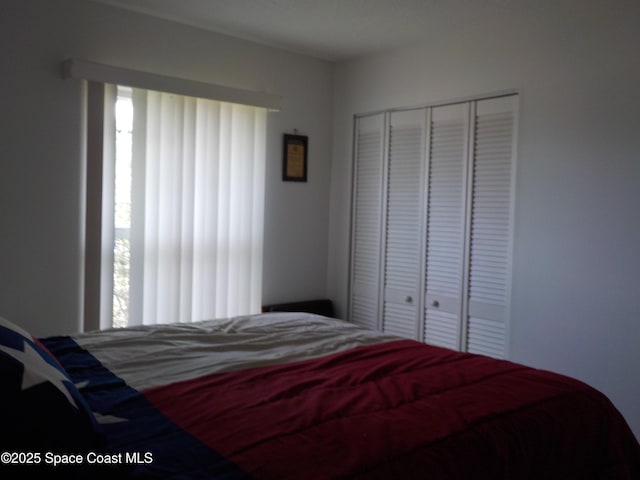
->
[431,300,440,308]
[405,296,413,304]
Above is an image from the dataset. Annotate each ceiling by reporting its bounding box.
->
[90,0,547,62]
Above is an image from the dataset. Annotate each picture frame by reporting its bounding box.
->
[282,133,308,182]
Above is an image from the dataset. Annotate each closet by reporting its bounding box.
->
[349,93,517,359]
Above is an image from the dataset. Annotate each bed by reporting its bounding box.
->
[2,312,639,479]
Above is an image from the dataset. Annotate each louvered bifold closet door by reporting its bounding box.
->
[423,103,469,350]
[382,109,426,339]
[465,96,516,358]
[349,114,385,331]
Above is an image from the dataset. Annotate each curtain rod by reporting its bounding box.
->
[62,58,282,111]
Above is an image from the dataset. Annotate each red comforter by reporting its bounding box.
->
[143,339,640,479]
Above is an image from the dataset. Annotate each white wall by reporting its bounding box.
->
[0,0,333,335]
[328,1,640,439]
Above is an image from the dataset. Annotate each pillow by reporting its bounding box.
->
[0,316,105,455]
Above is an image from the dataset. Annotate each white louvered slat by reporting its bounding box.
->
[350,114,384,331]
[467,316,505,358]
[466,96,515,359]
[383,110,424,339]
[424,309,459,350]
[351,297,379,331]
[384,302,419,339]
[423,103,468,349]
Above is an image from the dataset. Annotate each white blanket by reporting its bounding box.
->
[74,313,399,391]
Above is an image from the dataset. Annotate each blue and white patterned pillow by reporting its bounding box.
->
[0,315,104,453]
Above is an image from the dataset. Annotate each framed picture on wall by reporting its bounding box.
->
[282,133,308,182]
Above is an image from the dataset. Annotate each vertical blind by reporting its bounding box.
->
[70,60,277,331]
[105,88,267,327]
[133,90,266,326]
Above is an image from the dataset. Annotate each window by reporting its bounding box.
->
[113,88,133,328]
[106,85,267,328]
[84,81,268,330]
[66,59,280,331]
